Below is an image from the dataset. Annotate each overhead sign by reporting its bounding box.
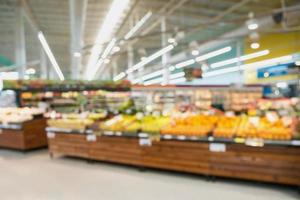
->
[257,63,298,79]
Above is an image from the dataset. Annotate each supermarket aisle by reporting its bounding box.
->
[0,149,298,200]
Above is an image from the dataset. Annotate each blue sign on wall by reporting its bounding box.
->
[257,63,297,79]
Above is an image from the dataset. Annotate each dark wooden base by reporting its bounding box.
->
[0,118,47,150]
[47,133,300,186]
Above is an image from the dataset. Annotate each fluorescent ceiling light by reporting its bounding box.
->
[127,44,174,73]
[113,72,126,81]
[142,69,165,81]
[195,46,232,62]
[101,38,117,59]
[38,31,64,80]
[175,59,195,69]
[124,11,152,40]
[144,77,163,85]
[170,72,185,79]
[85,0,130,79]
[169,77,186,84]
[143,71,185,85]
[203,55,293,78]
[211,49,269,68]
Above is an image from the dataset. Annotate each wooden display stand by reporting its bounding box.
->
[0,118,47,150]
[47,132,300,186]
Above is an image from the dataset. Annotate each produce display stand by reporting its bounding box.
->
[46,129,300,187]
[0,117,47,150]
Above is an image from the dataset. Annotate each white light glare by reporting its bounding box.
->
[295,61,300,66]
[73,52,81,57]
[26,68,36,75]
[38,31,64,80]
[124,11,152,40]
[191,50,199,56]
[168,38,176,44]
[113,72,126,81]
[211,49,269,68]
[127,44,174,73]
[250,42,260,49]
[248,23,258,30]
[276,82,288,88]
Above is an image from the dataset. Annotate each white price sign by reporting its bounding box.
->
[209,143,226,152]
[47,132,55,139]
[104,131,114,135]
[177,135,186,140]
[139,138,152,146]
[115,131,122,136]
[86,134,97,142]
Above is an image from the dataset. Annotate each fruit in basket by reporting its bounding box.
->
[161,115,218,137]
[236,116,293,140]
[141,116,170,134]
[47,119,93,130]
[213,116,241,138]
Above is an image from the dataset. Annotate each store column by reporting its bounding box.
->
[69,0,87,79]
[161,16,170,85]
[15,2,26,79]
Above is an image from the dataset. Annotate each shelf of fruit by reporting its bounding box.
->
[0,107,44,127]
[46,112,107,132]
[161,114,218,137]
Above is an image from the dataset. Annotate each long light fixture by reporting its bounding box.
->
[143,71,185,85]
[85,0,131,79]
[113,72,126,81]
[124,11,152,40]
[38,31,64,80]
[174,46,232,69]
[169,77,186,84]
[195,46,232,62]
[211,49,270,68]
[127,44,174,73]
[203,55,293,78]
[175,59,195,69]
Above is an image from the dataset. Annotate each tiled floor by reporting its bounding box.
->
[0,149,298,200]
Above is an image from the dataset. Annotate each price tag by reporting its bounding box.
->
[138,133,149,138]
[249,117,260,127]
[139,138,152,146]
[245,138,264,147]
[163,135,173,139]
[291,140,300,146]
[190,136,198,140]
[115,131,122,136]
[177,135,186,140]
[234,137,245,144]
[86,134,97,142]
[104,131,114,135]
[225,111,235,117]
[47,132,55,139]
[209,143,226,152]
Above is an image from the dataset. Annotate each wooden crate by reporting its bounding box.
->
[0,118,47,150]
